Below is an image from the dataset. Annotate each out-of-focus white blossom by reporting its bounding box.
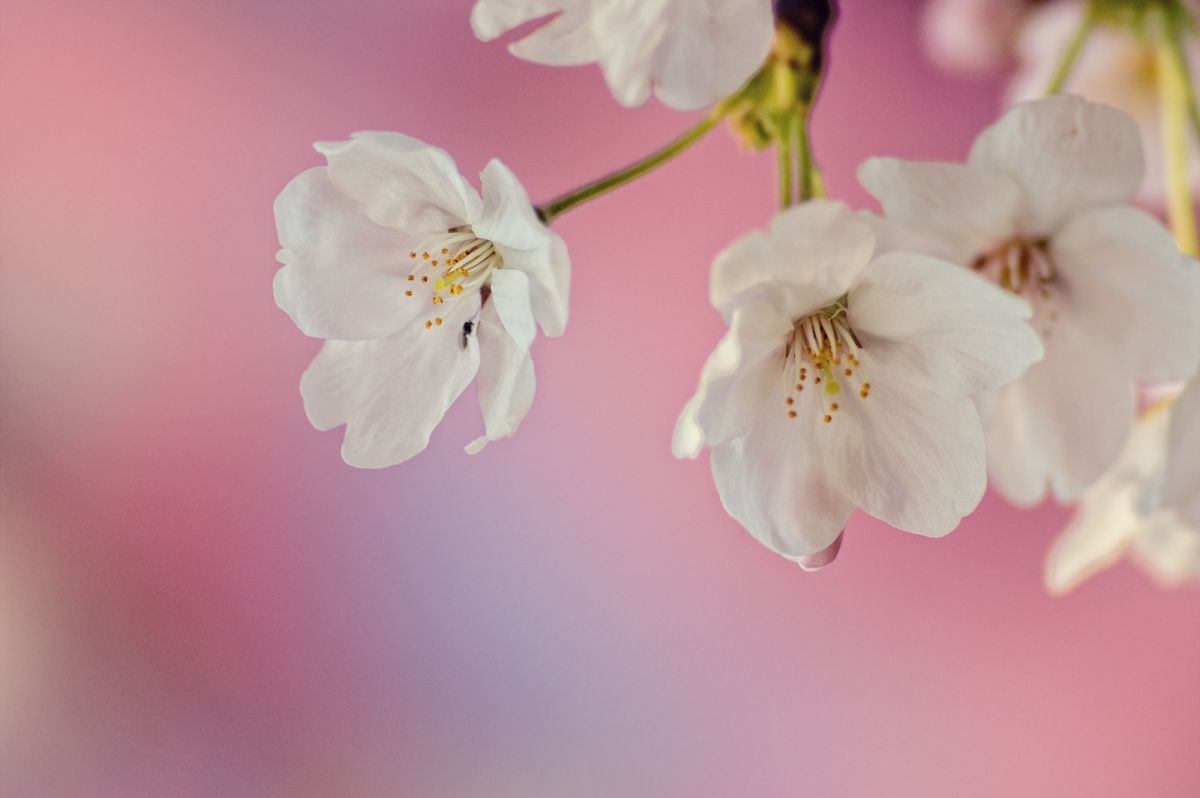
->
[1047,380,1200,592]
[862,96,1200,506]
[471,0,775,110]
[922,0,1030,74]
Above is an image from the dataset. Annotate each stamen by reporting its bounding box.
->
[973,236,1059,336]
[784,301,871,422]
[404,227,505,332]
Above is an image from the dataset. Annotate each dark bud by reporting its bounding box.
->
[774,0,836,74]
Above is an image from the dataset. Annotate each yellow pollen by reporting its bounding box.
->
[441,248,449,255]
[435,317,443,326]
[424,320,432,330]
[422,252,430,260]
[432,296,444,305]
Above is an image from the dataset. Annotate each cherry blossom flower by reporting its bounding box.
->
[860,95,1200,506]
[1046,382,1200,593]
[922,0,1029,74]
[274,132,570,467]
[470,0,775,110]
[1007,0,1200,203]
[673,201,1043,568]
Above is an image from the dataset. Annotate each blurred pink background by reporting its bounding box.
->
[2,0,1199,795]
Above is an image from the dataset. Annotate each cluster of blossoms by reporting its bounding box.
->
[274,0,1200,592]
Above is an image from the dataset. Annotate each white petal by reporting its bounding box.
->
[1044,479,1141,594]
[672,300,791,457]
[1130,511,1200,586]
[489,268,536,353]
[1045,409,1171,590]
[588,0,663,107]
[858,158,1023,264]
[474,159,552,252]
[471,0,597,66]
[274,168,418,340]
[470,299,537,452]
[855,210,955,260]
[967,95,1144,234]
[849,252,1043,399]
[590,0,772,110]
[1162,379,1200,521]
[818,353,987,536]
[1052,206,1200,384]
[710,370,856,560]
[709,228,775,323]
[796,533,844,572]
[712,201,876,321]
[316,132,481,235]
[476,160,570,337]
[985,312,1136,505]
[300,297,481,468]
[650,0,774,111]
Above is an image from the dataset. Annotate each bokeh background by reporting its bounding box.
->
[2,0,1198,795]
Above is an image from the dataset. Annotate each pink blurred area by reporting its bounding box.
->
[2,0,1199,795]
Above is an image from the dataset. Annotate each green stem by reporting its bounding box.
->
[778,117,794,210]
[1156,34,1198,256]
[1044,6,1096,95]
[796,105,817,201]
[1167,22,1200,152]
[536,103,730,224]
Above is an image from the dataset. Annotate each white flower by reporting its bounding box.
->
[674,201,1043,568]
[470,0,775,111]
[1007,0,1200,204]
[274,132,570,468]
[922,0,1029,74]
[860,95,1200,505]
[1046,381,1200,593]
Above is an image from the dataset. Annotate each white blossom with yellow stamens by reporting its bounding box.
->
[673,200,1043,568]
[274,132,570,467]
[861,95,1200,506]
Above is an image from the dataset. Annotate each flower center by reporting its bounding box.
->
[783,300,870,424]
[971,236,1059,337]
[404,226,503,331]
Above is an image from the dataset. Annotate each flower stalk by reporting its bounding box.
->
[772,0,835,205]
[535,103,732,224]
[1043,3,1097,95]
[1156,30,1199,255]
